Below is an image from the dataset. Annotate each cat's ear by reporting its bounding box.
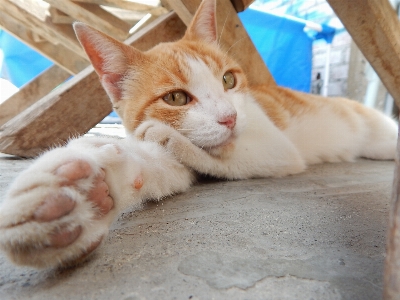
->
[73,22,142,102]
[184,0,217,44]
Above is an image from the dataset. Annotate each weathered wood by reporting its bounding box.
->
[0,66,71,127]
[0,12,186,157]
[166,0,275,86]
[230,0,253,12]
[31,31,46,43]
[327,0,400,108]
[73,0,168,15]
[0,10,89,74]
[0,0,86,58]
[44,0,131,40]
[49,7,75,24]
[384,122,400,300]
[9,0,48,21]
[164,1,193,25]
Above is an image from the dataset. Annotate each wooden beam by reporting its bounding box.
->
[0,0,86,58]
[384,121,400,300]
[49,7,75,24]
[0,12,186,157]
[164,0,192,25]
[0,66,71,127]
[72,0,168,16]
[165,0,275,86]
[9,0,48,21]
[230,0,253,12]
[44,0,131,40]
[327,0,400,108]
[0,10,89,74]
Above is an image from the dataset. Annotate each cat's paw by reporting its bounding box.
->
[135,120,176,146]
[134,120,215,175]
[0,154,114,268]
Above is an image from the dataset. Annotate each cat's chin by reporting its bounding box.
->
[205,135,236,158]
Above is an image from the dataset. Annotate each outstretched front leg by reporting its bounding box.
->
[0,136,194,268]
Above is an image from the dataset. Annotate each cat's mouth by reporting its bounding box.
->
[180,122,239,151]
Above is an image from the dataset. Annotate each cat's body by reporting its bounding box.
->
[0,0,397,268]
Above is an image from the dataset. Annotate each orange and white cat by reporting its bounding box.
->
[0,0,397,268]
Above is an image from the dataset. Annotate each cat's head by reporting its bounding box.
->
[74,0,248,151]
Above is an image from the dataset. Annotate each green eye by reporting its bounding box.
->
[162,91,190,106]
[223,71,235,89]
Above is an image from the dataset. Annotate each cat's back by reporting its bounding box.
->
[250,84,397,163]
[250,84,375,131]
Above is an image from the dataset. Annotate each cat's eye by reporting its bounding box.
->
[222,71,235,89]
[162,91,190,106]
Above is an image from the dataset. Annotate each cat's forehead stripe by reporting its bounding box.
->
[176,42,226,74]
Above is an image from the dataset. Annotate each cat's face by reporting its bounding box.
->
[74,0,248,150]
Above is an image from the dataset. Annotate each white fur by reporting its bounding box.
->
[180,58,242,148]
[283,102,397,164]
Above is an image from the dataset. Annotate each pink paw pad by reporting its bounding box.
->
[33,160,114,249]
[55,160,92,184]
[50,226,82,248]
[33,194,75,222]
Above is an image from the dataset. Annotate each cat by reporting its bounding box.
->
[0,0,397,269]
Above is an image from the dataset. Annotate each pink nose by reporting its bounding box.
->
[218,114,237,130]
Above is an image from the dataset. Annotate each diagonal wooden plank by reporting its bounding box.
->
[0,0,86,58]
[0,10,89,74]
[166,0,275,86]
[327,0,400,108]
[0,66,71,127]
[0,12,186,158]
[44,0,131,40]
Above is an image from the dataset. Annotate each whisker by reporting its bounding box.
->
[225,37,246,55]
[218,13,230,47]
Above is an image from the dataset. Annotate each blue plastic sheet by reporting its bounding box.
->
[0,30,53,88]
[239,8,335,92]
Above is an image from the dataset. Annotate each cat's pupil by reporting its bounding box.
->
[163,91,189,106]
[223,71,235,90]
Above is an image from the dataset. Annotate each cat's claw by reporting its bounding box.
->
[0,155,114,268]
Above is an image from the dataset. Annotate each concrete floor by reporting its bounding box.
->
[0,149,395,300]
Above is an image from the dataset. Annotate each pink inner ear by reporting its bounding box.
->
[102,74,123,100]
[85,44,107,76]
[75,23,129,102]
[185,0,217,43]
[74,25,107,76]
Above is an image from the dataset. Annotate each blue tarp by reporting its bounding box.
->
[239,8,335,92]
[0,30,52,88]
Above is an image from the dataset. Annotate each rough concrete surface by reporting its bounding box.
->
[0,151,394,300]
